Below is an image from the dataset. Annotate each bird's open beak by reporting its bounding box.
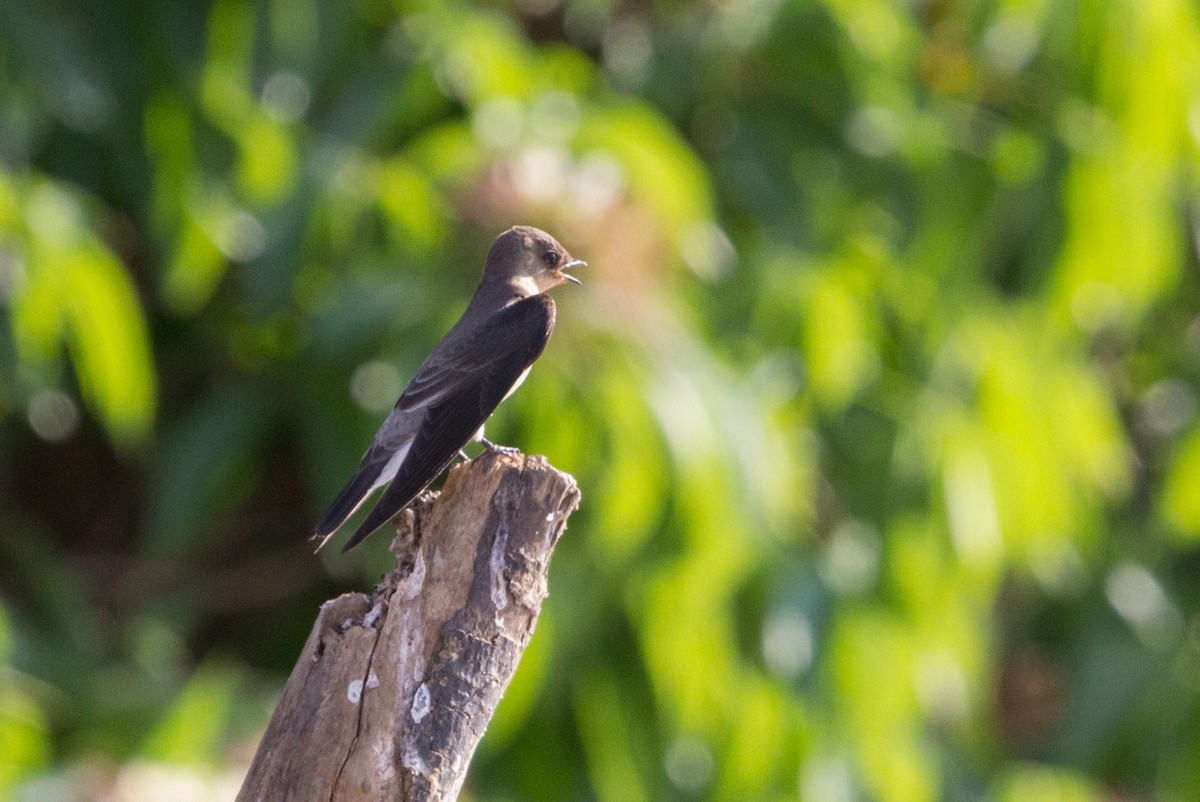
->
[559,259,586,285]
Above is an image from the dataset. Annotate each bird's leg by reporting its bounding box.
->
[456,448,471,462]
[480,436,521,457]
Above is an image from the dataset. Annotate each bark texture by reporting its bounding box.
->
[237,451,580,802]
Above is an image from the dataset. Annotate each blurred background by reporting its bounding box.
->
[1,0,1199,799]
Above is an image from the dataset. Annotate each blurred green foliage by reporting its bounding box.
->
[2,0,1200,799]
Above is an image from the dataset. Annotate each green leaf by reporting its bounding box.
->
[574,671,650,802]
[61,245,157,443]
[9,180,156,445]
[145,384,264,555]
[141,661,241,765]
[575,104,715,247]
[1163,425,1200,539]
[995,764,1101,802]
[238,115,297,202]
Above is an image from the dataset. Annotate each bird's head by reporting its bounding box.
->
[485,225,586,296]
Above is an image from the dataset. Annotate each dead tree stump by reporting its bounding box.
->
[237,451,581,802]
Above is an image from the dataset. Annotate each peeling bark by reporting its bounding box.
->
[237,452,581,802]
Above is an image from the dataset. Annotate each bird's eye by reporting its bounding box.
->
[542,251,559,267]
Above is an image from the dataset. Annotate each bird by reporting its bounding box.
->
[313,225,584,552]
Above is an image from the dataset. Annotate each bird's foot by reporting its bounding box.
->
[480,437,521,457]
[456,448,472,462]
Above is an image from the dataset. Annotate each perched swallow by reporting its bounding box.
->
[313,226,584,552]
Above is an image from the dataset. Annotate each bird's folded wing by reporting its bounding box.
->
[340,294,556,551]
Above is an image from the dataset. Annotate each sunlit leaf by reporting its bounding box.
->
[141,660,240,765]
[575,104,715,249]
[238,116,297,202]
[61,246,157,442]
[376,158,446,253]
[801,265,879,411]
[8,180,156,444]
[592,368,667,563]
[0,606,49,795]
[1050,0,1200,330]
[830,609,935,802]
[574,671,651,802]
[144,94,195,228]
[0,682,50,796]
[715,678,807,798]
[163,215,226,314]
[201,0,257,130]
[995,764,1101,802]
[1163,424,1200,539]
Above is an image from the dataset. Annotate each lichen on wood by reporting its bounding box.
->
[237,452,580,802]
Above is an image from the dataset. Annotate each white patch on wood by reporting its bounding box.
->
[490,522,510,615]
[402,746,431,776]
[374,739,396,781]
[362,600,384,628]
[366,671,380,690]
[395,551,426,602]
[347,679,364,704]
[396,616,423,699]
[401,631,421,668]
[411,683,431,723]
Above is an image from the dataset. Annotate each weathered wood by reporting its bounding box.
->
[237,452,580,802]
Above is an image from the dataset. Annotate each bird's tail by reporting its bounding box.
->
[311,468,380,551]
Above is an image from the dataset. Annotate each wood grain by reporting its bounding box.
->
[237,451,580,802]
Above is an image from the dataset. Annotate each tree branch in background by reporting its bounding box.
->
[236,452,581,802]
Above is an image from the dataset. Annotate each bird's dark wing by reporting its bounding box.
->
[390,305,530,414]
[341,294,556,551]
